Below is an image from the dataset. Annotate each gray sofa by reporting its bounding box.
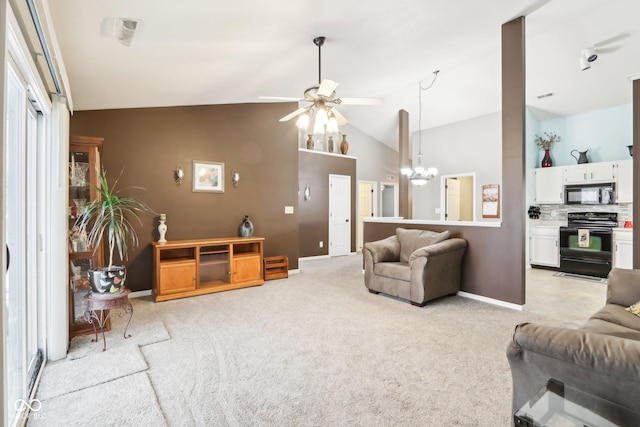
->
[507,268,640,423]
[362,227,467,306]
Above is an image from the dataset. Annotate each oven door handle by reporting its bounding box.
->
[561,227,612,234]
[561,256,611,265]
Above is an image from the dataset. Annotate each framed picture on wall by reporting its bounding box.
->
[193,160,224,193]
[482,184,500,218]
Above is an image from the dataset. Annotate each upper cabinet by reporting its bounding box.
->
[534,166,564,204]
[615,159,633,203]
[534,160,633,205]
[563,161,616,185]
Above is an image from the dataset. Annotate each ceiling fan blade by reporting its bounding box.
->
[259,96,304,102]
[279,105,312,122]
[330,107,348,125]
[337,97,383,106]
[317,79,339,97]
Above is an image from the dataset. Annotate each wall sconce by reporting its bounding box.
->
[304,184,311,201]
[174,166,184,185]
[232,169,240,187]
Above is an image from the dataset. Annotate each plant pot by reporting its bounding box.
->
[88,266,127,295]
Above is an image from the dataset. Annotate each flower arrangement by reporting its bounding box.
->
[534,132,561,150]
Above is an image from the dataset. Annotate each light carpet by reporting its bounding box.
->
[67,319,170,360]
[35,343,148,401]
[33,255,564,426]
[29,372,167,426]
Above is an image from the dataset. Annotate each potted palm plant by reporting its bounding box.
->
[74,167,151,294]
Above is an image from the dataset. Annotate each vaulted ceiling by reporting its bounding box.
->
[47,0,640,150]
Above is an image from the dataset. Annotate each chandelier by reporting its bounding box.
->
[401,71,439,186]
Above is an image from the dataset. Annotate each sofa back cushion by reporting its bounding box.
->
[396,228,451,262]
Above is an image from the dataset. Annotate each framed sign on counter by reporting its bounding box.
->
[482,184,500,218]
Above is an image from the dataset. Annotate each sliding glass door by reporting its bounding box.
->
[5,58,44,427]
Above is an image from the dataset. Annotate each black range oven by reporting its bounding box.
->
[559,212,617,278]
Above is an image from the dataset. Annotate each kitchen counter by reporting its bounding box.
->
[529,220,566,227]
[364,217,501,228]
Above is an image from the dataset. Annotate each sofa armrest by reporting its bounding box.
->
[607,268,640,306]
[507,322,640,413]
[408,237,467,263]
[363,235,400,264]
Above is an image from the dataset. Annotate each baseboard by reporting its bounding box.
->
[129,289,152,299]
[288,269,300,275]
[457,291,523,311]
[299,255,331,261]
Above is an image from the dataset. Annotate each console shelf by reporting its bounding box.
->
[152,237,264,302]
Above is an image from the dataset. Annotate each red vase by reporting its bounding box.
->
[541,149,552,168]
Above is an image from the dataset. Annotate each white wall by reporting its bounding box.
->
[411,112,502,221]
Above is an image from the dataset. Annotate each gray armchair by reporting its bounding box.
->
[362,228,467,306]
[507,268,640,423]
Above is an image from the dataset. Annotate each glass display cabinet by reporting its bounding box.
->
[68,135,109,337]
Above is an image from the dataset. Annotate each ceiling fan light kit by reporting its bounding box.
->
[267,36,383,138]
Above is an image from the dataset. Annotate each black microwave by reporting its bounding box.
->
[565,183,615,205]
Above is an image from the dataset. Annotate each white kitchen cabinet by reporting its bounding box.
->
[563,161,616,184]
[534,167,564,204]
[530,225,559,267]
[613,230,633,269]
[615,159,633,203]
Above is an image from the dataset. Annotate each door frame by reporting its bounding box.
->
[380,181,399,218]
[357,180,378,251]
[439,172,476,221]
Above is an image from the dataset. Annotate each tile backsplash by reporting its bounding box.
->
[534,203,633,223]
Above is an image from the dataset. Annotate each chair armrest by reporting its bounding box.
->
[408,238,468,263]
[607,269,640,306]
[507,322,640,411]
[363,235,400,264]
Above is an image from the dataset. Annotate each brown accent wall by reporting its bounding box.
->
[298,150,356,257]
[363,17,526,305]
[70,103,299,292]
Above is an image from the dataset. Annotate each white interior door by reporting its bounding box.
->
[329,174,351,256]
[446,178,461,221]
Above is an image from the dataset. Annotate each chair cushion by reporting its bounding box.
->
[374,262,411,282]
[396,228,451,262]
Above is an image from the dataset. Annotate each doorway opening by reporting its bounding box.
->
[440,173,475,221]
[380,182,399,218]
[357,181,378,251]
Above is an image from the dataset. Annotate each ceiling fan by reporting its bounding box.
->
[260,36,383,134]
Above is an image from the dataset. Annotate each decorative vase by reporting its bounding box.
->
[158,214,167,243]
[306,135,314,150]
[541,149,552,168]
[340,134,349,155]
[328,136,334,153]
[570,149,589,164]
[88,266,126,294]
[238,215,254,237]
